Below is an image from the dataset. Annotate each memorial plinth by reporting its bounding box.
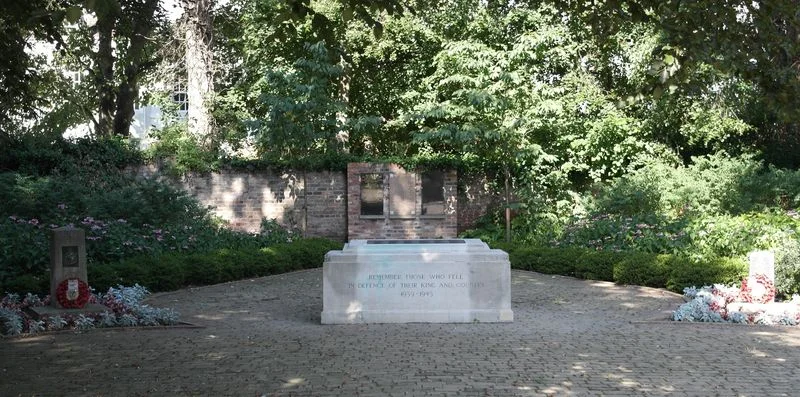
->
[321,239,513,324]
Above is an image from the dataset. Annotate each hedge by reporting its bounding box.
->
[2,237,751,296]
[89,238,342,292]
[1,238,342,295]
[499,245,748,293]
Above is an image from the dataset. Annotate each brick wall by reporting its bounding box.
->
[137,164,494,241]
[303,171,348,240]
[346,163,458,240]
[457,172,507,233]
[144,167,347,241]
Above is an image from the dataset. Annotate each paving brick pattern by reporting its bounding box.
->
[2,270,799,396]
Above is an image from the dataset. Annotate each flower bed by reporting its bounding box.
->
[673,280,800,326]
[0,285,179,336]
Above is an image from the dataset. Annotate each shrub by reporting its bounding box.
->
[0,136,141,177]
[666,256,747,293]
[87,238,342,293]
[592,153,767,217]
[685,212,800,259]
[0,285,179,336]
[573,250,622,281]
[555,214,690,254]
[507,246,583,276]
[0,210,306,293]
[502,244,748,293]
[774,238,800,297]
[612,252,670,288]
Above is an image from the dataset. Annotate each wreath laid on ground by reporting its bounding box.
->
[55,278,90,309]
[739,273,776,304]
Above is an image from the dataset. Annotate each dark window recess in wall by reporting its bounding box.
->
[360,173,384,216]
[421,171,445,216]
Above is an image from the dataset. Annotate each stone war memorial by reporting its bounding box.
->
[321,239,513,324]
[31,226,104,318]
[322,164,513,324]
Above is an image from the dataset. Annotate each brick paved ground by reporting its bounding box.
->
[2,269,799,396]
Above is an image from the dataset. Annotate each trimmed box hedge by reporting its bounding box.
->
[497,244,747,293]
[88,238,342,292]
[0,238,342,295]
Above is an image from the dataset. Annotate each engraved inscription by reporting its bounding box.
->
[348,272,485,297]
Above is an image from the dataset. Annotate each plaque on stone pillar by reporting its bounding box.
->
[742,250,776,304]
[748,250,775,281]
[49,227,89,309]
[389,173,416,218]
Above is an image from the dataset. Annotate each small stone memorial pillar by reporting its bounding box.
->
[49,227,89,309]
[748,250,775,281]
[746,250,776,304]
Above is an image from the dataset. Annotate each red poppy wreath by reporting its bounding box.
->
[55,278,90,309]
[739,273,776,304]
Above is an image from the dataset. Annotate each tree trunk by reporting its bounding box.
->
[183,0,215,149]
[112,0,160,137]
[113,77,136,137]
[95,15,116,138]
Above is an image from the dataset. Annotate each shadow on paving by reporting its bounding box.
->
[2,269,799,396]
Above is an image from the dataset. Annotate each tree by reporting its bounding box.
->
[60,0,165,137]
[0,0,71,137]
[212,0,414,157]
[555,0,800,165]
[252,41,347,158]
[181,0,216,149]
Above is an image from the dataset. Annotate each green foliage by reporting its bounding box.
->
[259,218,294,245]
[0,0,72,132]
[507,246,588,277]
[0,136,312,295]
[560,0,800,126]
[774,238,800,297]
[0,135,142,176]
[555,214,690,255]
[572,250,620,281]
[0,212,304,295]
[89,238,342,292]
[504,245,747,293]
[666,256,748,293]
[591,153,770,217]
[0,219,50,294]
[0,171,207,228]
[251,41,347,158]
[612,253,671,288]
[685,212,800,259]
[145,122,220,175]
